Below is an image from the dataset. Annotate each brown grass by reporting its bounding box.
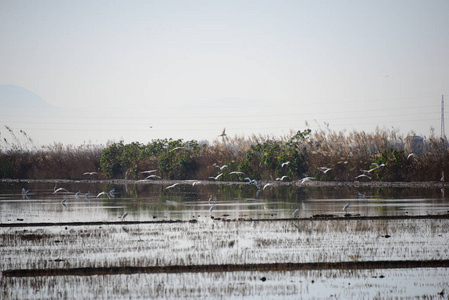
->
[1,126,449,181]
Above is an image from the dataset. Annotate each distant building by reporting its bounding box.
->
[405,136,424,155]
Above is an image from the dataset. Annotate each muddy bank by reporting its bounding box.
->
[4,260,449,277]
[2,213,449,228]
[2,178,449,189]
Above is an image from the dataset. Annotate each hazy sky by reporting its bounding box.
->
[1,0,448,146]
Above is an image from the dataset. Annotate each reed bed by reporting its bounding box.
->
[1,126,449,182]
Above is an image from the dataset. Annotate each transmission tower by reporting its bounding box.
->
[442,95,446,138]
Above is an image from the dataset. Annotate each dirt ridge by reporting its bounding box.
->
[4,260,449,277]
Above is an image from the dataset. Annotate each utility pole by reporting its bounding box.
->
[442,95,446,139]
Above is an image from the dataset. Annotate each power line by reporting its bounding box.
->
[441,95,446,138]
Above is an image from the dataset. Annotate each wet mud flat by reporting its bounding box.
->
[1,215,449,299]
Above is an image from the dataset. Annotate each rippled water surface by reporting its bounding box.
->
[1,181,448,299]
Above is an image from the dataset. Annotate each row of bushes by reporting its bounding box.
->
[1,127,449,182]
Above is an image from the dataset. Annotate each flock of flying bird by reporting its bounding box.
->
[160,153,413,216]
[21,185,128,220]
[155,158,387,216]
[20,158,354,221]
[20,132,416,220]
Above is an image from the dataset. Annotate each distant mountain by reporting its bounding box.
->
[0,85,51,107]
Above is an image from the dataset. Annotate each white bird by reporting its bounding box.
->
[83,171,98,175]
[293,208,301,217]
[96,191,111,198]
[53,187,69,194]
[121,212,128,220]
[209,204,216,212]
[208,195,213,202]
[141,170,157,174]
[300,177,314,184]
[244,177,252,183]
[317,167,332,173]
[215,165,228,170]
[276,175,288,181]
[145,175,161,179]
[281,161,291,167]
[371,163,386,169]
[75,191,81,198]
[263,183,274,190]
[229,171,244,175]
[169,146,186,152]
[219,128,227,137]
[343,203,350,212]
[209,173,223,180]
[248,179,261,190]
[166,183,180,190]
[61,196,68,204]
[407,153,417,160]
[355,174,372,180]
[192,181,201,186]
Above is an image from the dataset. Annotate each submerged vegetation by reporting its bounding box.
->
[1,126,449,182]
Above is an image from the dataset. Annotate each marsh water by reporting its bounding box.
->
[1,181,448,299]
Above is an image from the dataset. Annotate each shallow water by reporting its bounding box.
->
[1,181,448,223]
[3,268,449,299]
[1,181,448,299]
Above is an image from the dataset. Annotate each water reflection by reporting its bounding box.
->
[1,181,448,299]
[1,182,449,223]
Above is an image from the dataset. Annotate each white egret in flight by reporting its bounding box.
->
[96,191,111,198]
[83,171,98,175]
[209,173,223,180]
[263,183,274,190]
[141,170,157,174]
[53,187,69,194]
[317,167,332,173]
[166,183,180,190]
